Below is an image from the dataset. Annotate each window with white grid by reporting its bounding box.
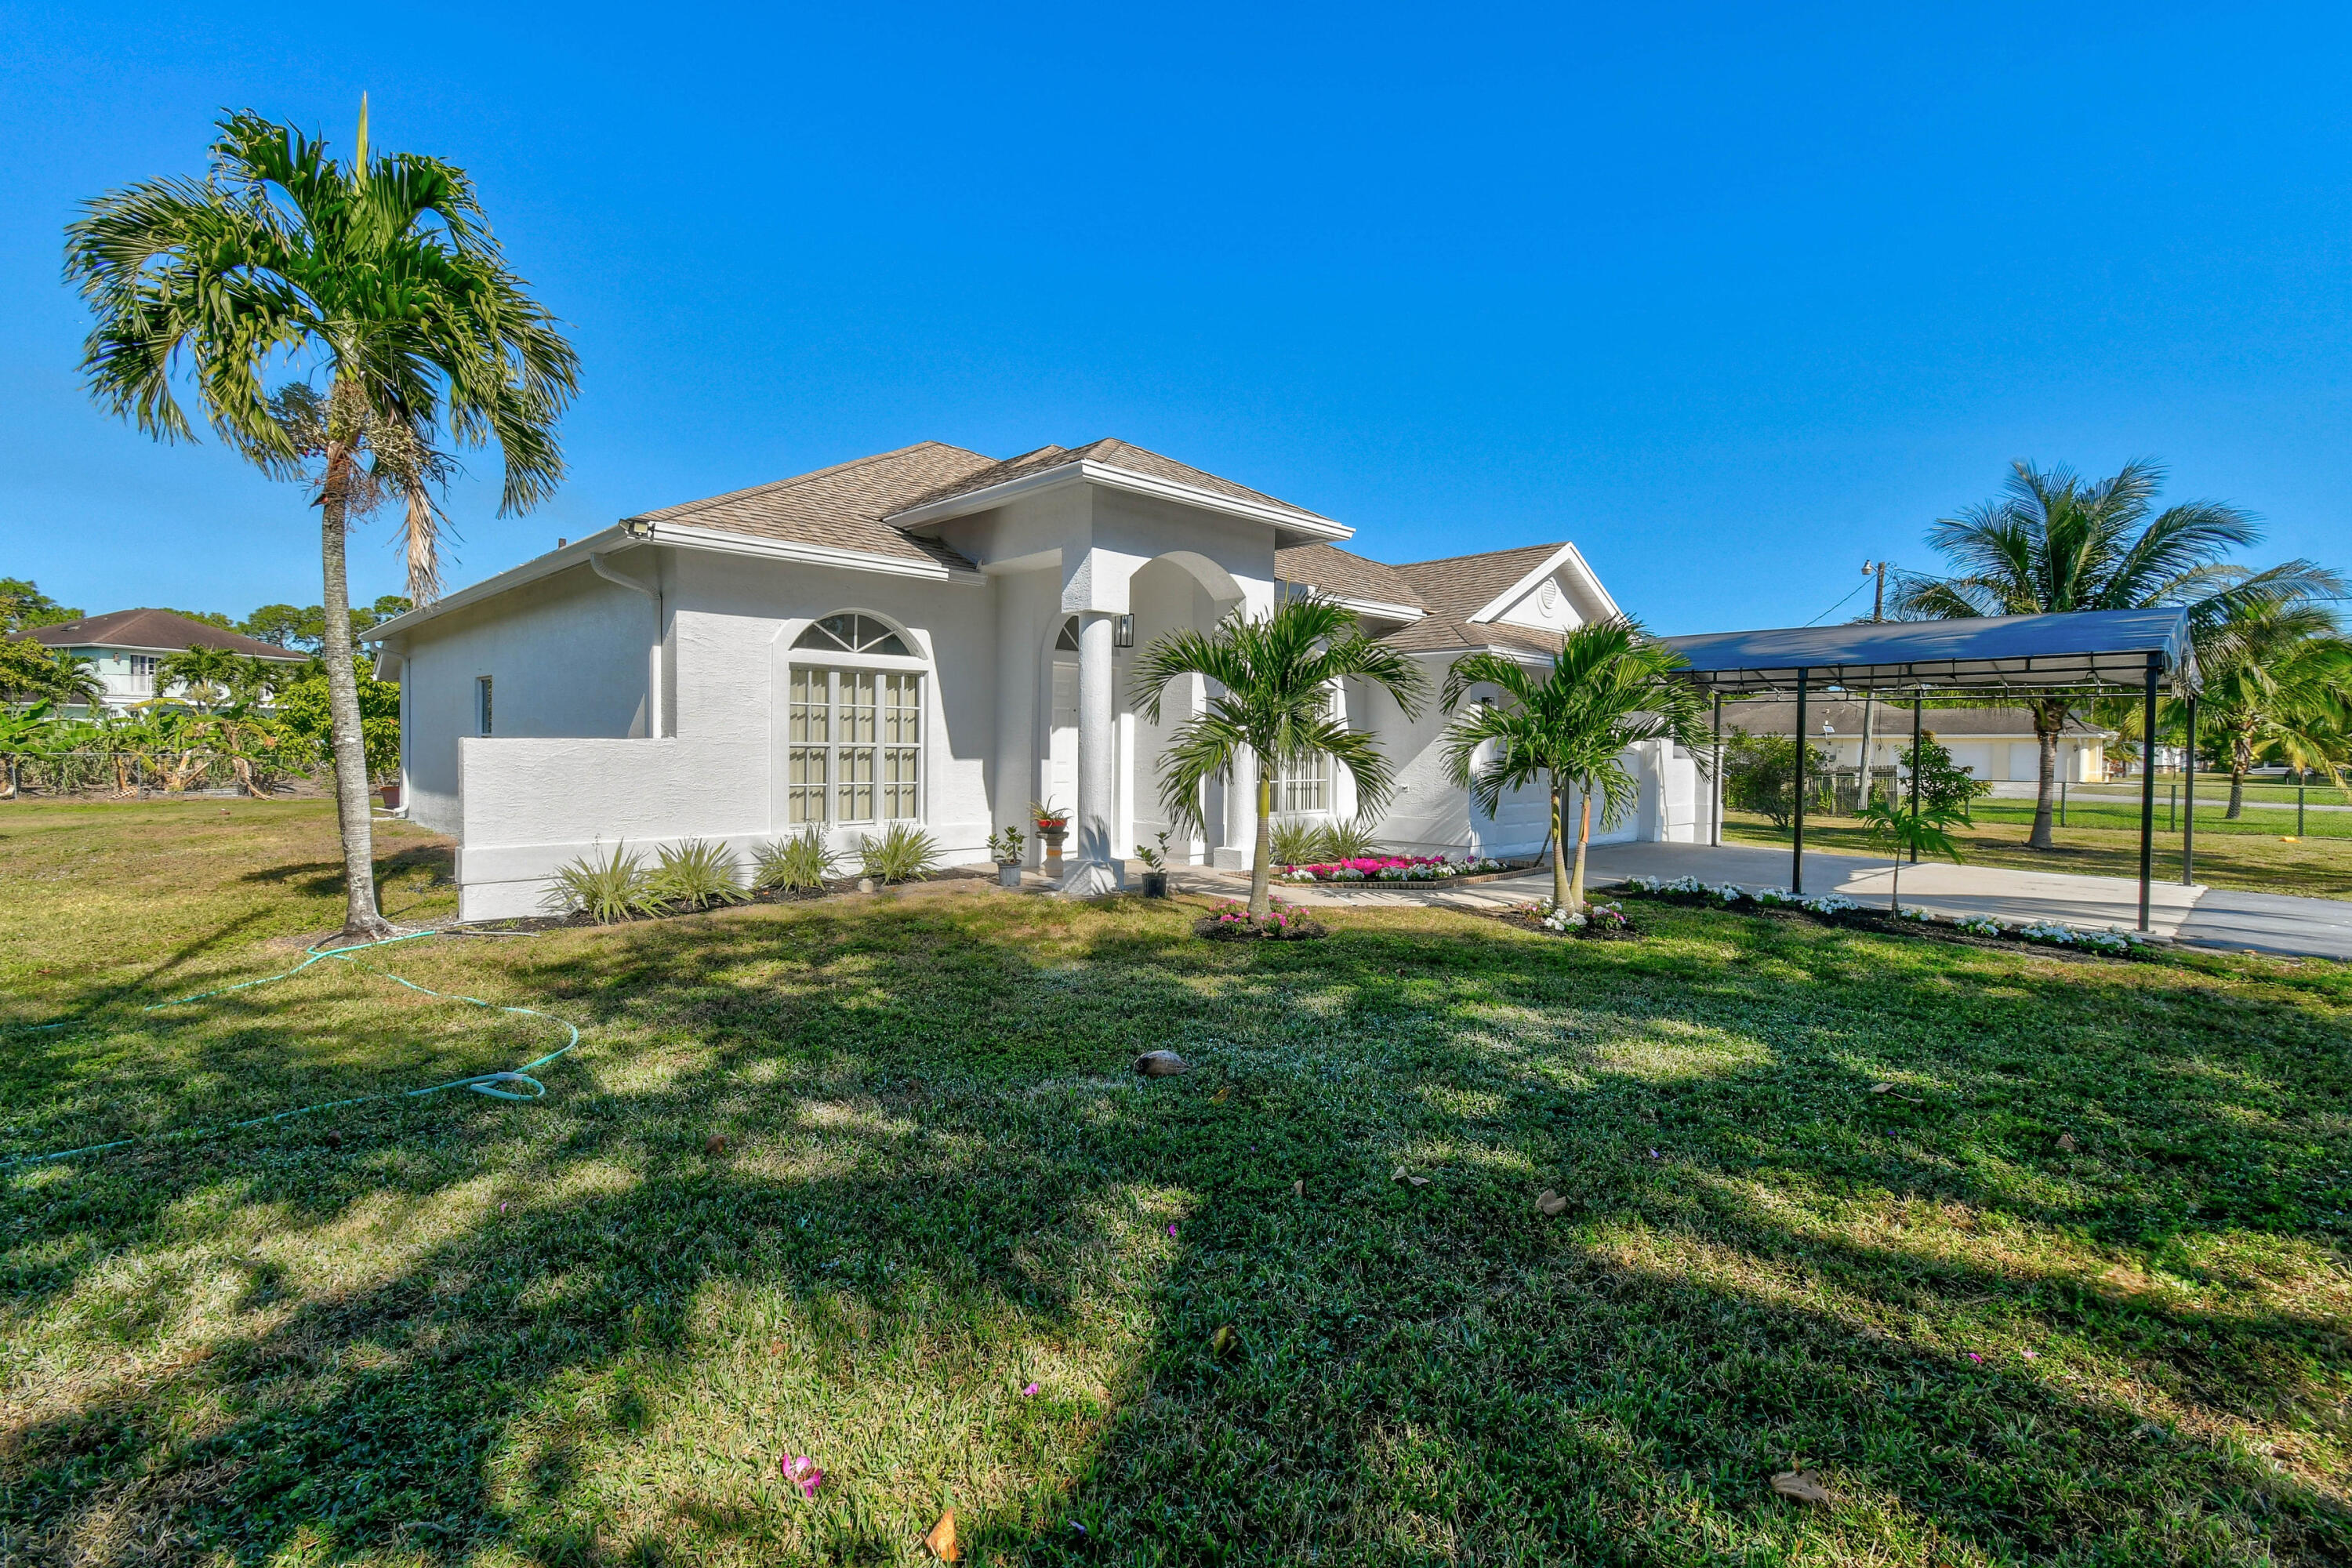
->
[785,664,922,825]
[1276,751,1331,813]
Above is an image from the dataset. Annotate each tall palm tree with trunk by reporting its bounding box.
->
[67,103,576,938]
[1894,459,2332,849]
[1441,619,1711,912]
[1133,595,1428,915]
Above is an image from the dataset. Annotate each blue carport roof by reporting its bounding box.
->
[1657,607,2200,697]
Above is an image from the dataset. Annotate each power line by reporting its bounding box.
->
[1800,579,1870,626]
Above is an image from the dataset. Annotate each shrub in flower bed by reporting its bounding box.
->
[1509,898,1638,939]
[1615,874,2154,957]
[1194,898,1329,941]
[1273,854,1509,885]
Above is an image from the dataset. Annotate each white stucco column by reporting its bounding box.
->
[1062,609,1123,896]
[1215,745,1258,871]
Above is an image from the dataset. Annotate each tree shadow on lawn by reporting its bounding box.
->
[3,897,2347,1564]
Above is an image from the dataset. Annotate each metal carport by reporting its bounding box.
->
[1657,608,2202,931]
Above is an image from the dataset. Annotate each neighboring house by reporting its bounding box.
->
[18,608,310,711]
[372,438,1714,920]
[1717,698,2115,783]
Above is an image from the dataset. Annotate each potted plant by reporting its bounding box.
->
[1134,829,1173,898]
[1030,799,1069,875]
[987,824,1026,888]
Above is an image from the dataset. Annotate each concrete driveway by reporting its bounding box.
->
[1173,841,2352,961]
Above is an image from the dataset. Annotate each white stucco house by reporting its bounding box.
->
[18,608,309,712]
[372,439,1715,920]
[1720,698,2116,783]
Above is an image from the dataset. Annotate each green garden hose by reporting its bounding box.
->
[1,930,583,1170]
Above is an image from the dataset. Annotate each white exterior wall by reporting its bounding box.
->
[398,562,659,836]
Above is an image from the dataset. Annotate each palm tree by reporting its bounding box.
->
[67,103,577,938]
[1132,595,1428,915]
[39,652,106,711]
[2189,597,2352,815]
[1441,618,1711,912]
[156,644,239,713]
[1895,459,2334,849]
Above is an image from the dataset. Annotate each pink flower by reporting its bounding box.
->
[781,1454,824,1499]
[1966,1352,1984,1363]
[1167,1223,1178,1236]
[2020,1349,2039,1359]
[1022,1381,1040,1396]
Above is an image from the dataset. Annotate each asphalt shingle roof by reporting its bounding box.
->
[1272,543,1425,612]
[20,609,305,659]
[628,441,999,572]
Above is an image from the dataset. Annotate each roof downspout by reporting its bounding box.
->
[590,550,665,738]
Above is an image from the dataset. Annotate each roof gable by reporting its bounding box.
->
[889,437,1334,527]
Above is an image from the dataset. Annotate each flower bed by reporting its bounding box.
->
[1194,898,1329,941]
[1504,898,1639,940]
[1615,874,2156,957]
[1273,854,1510,885]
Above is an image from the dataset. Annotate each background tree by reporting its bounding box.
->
[156,644,239,712]
[167,608,238,631]
[1719,730,1831,829]
[1895,459,2335,850]
[1441,618,1710,912]
[1133,595,1428,915]
[239,603,316,649]
[2188,597,2352,815]
[42,652,107,711]
[67,103,577,938]
[0,640,68,706]
[0,579,82,634]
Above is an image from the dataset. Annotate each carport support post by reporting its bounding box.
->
[1791,670,1809,895]
[2137,654,2158,932]
[1710,692,1722,848]
[1907,695,1922,864]
[2182,698,2197,886]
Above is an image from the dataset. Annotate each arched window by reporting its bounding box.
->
[786,613,923,827]
[795,612,910,656]
[1052,614,1134,652]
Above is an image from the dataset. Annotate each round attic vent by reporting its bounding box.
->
[1538,579,1559,614]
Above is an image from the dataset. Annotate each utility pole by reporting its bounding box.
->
[1857,560,1890,808]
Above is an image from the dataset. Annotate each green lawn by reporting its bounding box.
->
[4,800,2350,1564]
[1726,805,2352,902]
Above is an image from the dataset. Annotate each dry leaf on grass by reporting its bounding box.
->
[1210,1085,1232,1103]
[1391,1166,1431,1188]
[1536,1189,1570,1217]
[1769,1469,1835,1505]
[705,1133,728,1155]
[1292,1178,1305,1198]
[1869,1082,1894,1094]
[1210,1324,1240,1358]
[2056,1132,2078,1152]
[924,1508,959,1561]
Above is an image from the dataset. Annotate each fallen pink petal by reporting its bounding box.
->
[1167,1223,1178,1236]
[1967,1352,1984,1363]
[2020,1348,2039,1359]
[780,1455,825,1499]
[1022,1381,1041,1396]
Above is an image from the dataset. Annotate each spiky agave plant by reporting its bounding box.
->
[546,843,652,924]
[648,839,749,911]
[860,822,941,884]
[753,826,838,893]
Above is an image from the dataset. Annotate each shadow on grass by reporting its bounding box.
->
[3,895,2348,1563]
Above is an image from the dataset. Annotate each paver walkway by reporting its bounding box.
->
[1170,840,2352,960]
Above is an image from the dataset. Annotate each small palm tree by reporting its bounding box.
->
[157,644,239,713]
[1132,595,1428,914]
[1855,794,1964,912]
[1442,619,1710,912]
[67,103,577,938]
[1895,459,2334,849]
[2190,597,2352,815]
[42,652,107,711]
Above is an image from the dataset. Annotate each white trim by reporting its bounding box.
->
[1326,593,1426,622]
[1463,542,1623,626]
[640,521,987,583]
[885,459,1354,543]
[371,526,636,641]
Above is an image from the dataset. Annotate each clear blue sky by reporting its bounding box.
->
[3,2,2347,634]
